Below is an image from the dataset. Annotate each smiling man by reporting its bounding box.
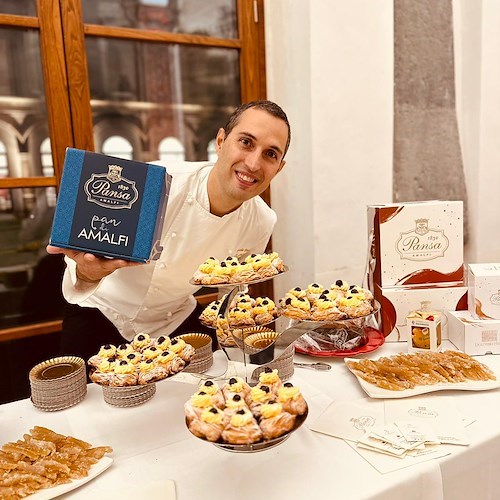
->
[47,100,291,361]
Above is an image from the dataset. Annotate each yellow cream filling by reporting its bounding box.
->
[278,386,301,402]
[259,369,280,385]
[201,407,223,424]
[230,410,253,427]
[260,402,283,419]
[114,361,135,374]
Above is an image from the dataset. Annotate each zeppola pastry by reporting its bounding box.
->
[193,252,286,285]
[199,294,279,329]
[88,333,192,387]
[259,401,296,440]
[279,281,375,322]
[185,374,307,446]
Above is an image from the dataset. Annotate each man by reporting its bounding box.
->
[47,100,290,360]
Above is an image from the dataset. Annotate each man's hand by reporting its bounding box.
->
[46,245,142,283]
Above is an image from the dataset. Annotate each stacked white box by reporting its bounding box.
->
[367,201,466,341]
[448,310,500,355]
[468,263,500,320]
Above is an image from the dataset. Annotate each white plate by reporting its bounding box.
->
[345,357,500,399]
[28,456,113,499]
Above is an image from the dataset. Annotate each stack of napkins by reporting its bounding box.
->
[309,395,471,473]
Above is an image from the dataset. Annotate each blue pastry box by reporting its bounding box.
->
[50,148,171,262]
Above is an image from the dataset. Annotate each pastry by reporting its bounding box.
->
[277,382,308,415]
[348,285,374,301]
[251,257,278,278]
[156,350,185,374]
[310,298,346,321]
[222,393,249,425]
[142,346,162,360]
[110,360,138,387]
[199,302,220,327]
[137,359,166,384]
[281,296,311,320]
[198,380,225,409]
[228,307,255,327]
[287,287,307,299]
[234,296,254,311]
[188,407,225,442]
[306,282,324,302]
[89,358,116,385]
[132,333,152,351]
[184,391,217,424]
[267,251,286,272]
[192,257,220,284]
[88,343,117,367]
[257,368,282,394]
[124,352,142,365]
[229,261,259,283]
[246,385,276,418]
[155,335,172,350]
[331,279,350,293]
[259,401,296,440]
[338,295,373,318]
[169,338,195,362]
[251,304,274,324]
[116,343,134,358]
[252,297,278,324]
[222,376,251,400]
[221,408,263,445]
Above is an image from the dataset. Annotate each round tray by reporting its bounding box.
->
[189,266,288,287]
[294,326,385,357]
[186,405,308,453]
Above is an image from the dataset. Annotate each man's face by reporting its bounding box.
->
[209,108,288,215]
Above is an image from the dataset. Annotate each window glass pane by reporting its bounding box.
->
[82,0,237,39]
[87,38,240,161]
[0,28,53,178]
[0,187,65,329]
[0,0,37,17]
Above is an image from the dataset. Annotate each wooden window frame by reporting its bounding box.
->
[0,0,269,341]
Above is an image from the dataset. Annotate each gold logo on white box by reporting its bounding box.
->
[395,218,449,261]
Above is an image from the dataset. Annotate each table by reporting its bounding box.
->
[2,341,500,500]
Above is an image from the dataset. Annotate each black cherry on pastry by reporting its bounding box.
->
[229,378,237,384]
[204,381,214,386]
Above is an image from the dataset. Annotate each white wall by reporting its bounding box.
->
[266,0,500,299]
[453,0,500,264]
[265,0,394,298]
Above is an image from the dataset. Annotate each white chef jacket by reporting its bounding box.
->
[62,161,277,340]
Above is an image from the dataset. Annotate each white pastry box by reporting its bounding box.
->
[448,310,500,355]
[374,283,467,342]
[468,263,500,320]
[367,201,464,289]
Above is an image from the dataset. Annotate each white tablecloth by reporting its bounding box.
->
[2,341,500,500]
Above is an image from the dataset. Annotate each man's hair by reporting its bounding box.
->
[223,100,291,158]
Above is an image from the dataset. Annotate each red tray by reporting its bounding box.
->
[294,326,385,357]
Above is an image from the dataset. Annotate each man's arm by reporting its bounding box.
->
[46,245,142,286]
